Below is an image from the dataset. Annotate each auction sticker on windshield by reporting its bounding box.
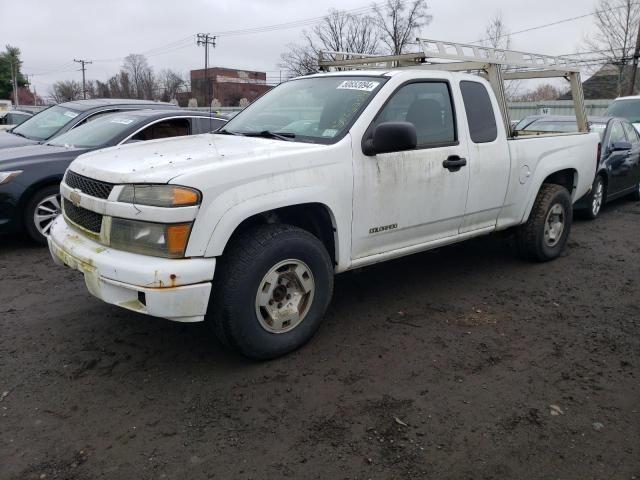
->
[64,111,79,118]
[337,80,380,92]
[110,117,134,125]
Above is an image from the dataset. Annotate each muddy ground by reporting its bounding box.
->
[1,198,639,480]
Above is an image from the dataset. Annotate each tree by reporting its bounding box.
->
[373,0,431,55]
[49,80,82,103]
[514,84,567,102]
[280,9,380,77]
[158,69,184,102]
[0,45,27,102]
[584,0,640,95]
[122,54,156,99]
[482,12,521,100]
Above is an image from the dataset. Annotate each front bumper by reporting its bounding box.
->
[48,216,216,322]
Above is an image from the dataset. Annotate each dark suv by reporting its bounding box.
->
[0,98,177,150]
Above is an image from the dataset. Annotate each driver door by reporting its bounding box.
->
[351,81,470,259]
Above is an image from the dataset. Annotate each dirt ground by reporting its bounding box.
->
[1,198,639,480]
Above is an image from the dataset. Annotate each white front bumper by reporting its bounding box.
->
[48,216,216,322]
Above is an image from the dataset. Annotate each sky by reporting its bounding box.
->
[0,0,600,100]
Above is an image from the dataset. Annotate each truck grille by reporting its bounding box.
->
[63,199,103,234]
[65,170,114,200]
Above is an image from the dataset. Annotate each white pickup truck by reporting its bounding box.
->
[48,42,600,359]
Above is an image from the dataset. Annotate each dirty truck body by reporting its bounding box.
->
[48,42,599,359]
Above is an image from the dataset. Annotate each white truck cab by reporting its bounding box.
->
[49,40,600,359]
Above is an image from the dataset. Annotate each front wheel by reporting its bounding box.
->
[516,184,573,262]
[24,185,62,245]
[208,224,334,360]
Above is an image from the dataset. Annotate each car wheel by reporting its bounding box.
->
[583,175,606,220]
[516,184,573,262]
[208,223,334,360]
[24,185,62,245]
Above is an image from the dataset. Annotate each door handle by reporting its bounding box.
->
[443,155,467,172]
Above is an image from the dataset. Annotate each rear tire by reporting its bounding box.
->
[24,185,62,245]
[516,184,572,262]
[208,223,334,360]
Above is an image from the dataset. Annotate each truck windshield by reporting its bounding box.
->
[606,99,640,123]
[12,105,81,141]
[219,76,386,144]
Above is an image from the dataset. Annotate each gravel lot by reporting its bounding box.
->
[2,198,639,480]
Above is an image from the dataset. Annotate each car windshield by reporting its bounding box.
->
[523,120,578,133]
[219,76,386,144]
[48,113,143,148]
[606,99,640,123]
[12,105,82,141]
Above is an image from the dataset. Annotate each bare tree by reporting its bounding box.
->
[513,84,567,102]
[158,69,184,102]
[584,0,640,95]
[123,54,154,99]
[49,80,82,103]
[373,0,432,55]
[280,9,380,77]
[482,12,521,100]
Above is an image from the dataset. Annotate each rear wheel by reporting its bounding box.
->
[581,175,606,220]
[516,184,572,262]
[24,185,62,245]
[208,223,334,360]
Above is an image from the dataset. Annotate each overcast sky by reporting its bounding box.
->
[1,0,598,99]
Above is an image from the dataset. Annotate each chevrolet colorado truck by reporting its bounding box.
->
[47,41,600,359]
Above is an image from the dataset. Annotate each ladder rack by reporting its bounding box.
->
[317,38,589,134]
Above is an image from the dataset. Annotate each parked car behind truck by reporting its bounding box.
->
[0,98,177,150]
[0,110,226,243]
[48,41,599,359]
[516,115,640,218]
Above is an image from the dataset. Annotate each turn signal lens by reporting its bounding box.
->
[167,224,192,256]
[118,185,201,208]
[172,187,200,206]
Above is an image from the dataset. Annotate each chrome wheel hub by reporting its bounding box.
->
[34,194,61,236]
[255,259,315,334]
[544,204,565,247]
[592,180,603,216]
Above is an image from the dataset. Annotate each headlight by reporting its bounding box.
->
[118,185,201,207]
[0,171,23,185]
[110,218,192,258]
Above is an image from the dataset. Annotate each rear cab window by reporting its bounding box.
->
[460,81,497,143]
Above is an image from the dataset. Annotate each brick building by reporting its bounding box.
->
[186,67,273,107]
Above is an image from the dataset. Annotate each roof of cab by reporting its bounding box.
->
[101,109,226,121]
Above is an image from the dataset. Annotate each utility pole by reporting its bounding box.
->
[74,58,92,99]
[196,34,216,109]
[628,21,640,96]
[24,74,36,106]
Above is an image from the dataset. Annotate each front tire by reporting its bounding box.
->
[24,185,62,245]
[516,184,573,262]
[208,224,334,360]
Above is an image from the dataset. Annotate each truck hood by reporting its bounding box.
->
[68,134,325,184]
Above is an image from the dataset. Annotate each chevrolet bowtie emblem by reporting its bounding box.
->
[69,190,81,207]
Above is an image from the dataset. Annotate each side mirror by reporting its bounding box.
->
[362,121,417,156]
[611,141,632,152]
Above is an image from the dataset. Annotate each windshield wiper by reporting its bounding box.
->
[216,129,241,136]
[242,130,296,141]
